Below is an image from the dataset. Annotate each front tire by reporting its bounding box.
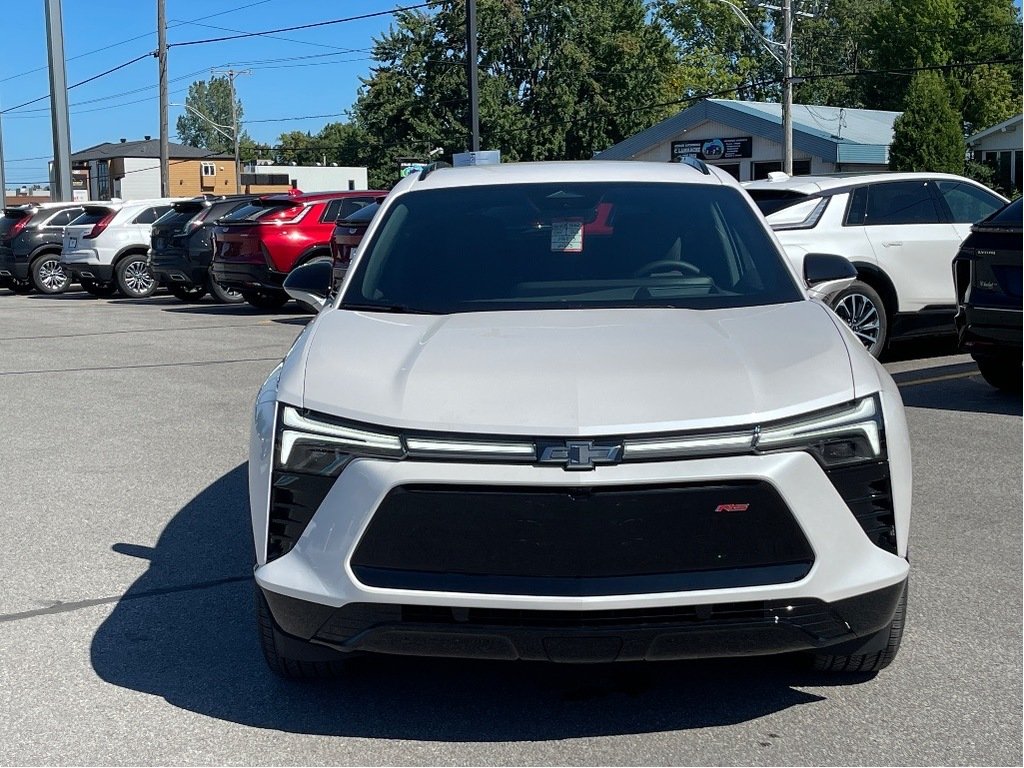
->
[241,289,289,310]
[31,255,70,294]
[116,255,157,298]
[831,281,888,359]
[974,356,1022,393]
[255,586,350,680]
[812,581,907,673]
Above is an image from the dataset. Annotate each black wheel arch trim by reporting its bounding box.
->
[850,262,899,316]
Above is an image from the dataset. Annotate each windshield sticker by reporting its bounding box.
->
[550,218,584,252]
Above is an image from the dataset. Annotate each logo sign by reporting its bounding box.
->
[671,136,752,161]
[715,503,750,513]
[538,441,623,471]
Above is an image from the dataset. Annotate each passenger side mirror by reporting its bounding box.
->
[284,259,333,312]
[803,252,856,301]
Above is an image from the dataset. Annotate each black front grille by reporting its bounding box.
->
[827,461,897,554]
[350,482,814,596]
[267,472,335,561]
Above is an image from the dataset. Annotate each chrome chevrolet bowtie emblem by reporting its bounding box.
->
[539,441,622,470]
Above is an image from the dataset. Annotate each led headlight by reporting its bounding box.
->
[755,395,883,467]
[276,406,404,476]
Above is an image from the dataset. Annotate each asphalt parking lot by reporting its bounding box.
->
[0,289,1020,766]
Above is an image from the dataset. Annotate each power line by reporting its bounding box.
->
[168,2,438,48]
[0,0,274,85]
[0,52,153,114]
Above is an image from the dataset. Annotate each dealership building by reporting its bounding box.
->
[597,98,901,180]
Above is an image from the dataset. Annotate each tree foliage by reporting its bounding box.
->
[353,0,677,187]
[888,70,965,173]
[654,0,780,101]
[176,77,250,154]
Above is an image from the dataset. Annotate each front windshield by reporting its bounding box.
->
[341,182,802,313]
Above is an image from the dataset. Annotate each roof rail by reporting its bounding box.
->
[671,155,710,175]
[419,161,451,180]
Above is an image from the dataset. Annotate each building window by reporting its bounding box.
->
[201,162,217,177]
[348,179,356,191]
[95,161,110,199]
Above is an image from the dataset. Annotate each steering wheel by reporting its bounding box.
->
[631,259,702,278]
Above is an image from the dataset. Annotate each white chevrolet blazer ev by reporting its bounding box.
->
[247,160,912,680]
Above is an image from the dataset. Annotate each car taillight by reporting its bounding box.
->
[84,210,117,239]
[5,217,29,240]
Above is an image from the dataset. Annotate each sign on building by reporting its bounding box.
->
[671,137,752,161]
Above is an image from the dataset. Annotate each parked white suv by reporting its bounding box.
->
[61,198,187,298]
[745,173,1007,357]
[249,160,912,680]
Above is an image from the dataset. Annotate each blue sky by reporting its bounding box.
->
[1,0,402,186]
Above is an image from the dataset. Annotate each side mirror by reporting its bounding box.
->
[803,252,856,301]
[284,259,333,312]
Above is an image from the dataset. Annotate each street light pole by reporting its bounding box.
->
[782,0,794,175]
[211,69,251,194]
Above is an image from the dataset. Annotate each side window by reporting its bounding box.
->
[845,187,868,226]
[322,197,375,222]
[863,181,941,225]
[936,180,1004,224]
[45,208,82,227]
[133,206,173,224]
[321,199,344,222]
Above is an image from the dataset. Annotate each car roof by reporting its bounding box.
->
[262,190,389,204]
[406,160,732,191]
[743,172,984,194]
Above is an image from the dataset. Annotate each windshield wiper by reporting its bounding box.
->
[342,303,437,315]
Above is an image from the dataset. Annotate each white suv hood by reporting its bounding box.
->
[284,301,855,436]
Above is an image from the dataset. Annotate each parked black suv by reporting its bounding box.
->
[150,195,257,303]
[953,197,1022,392]
[0,202,84,294]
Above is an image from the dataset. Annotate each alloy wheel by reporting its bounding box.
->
[833,292,880,348]
[37,259,68,292]
[123,260,155,295]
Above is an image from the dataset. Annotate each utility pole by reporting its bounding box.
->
[211,68,250,194]
[158,0,169,197]
[44,0,73,201]
[466,0,480,152]
[782,0,794,175]
[0,114,7,209]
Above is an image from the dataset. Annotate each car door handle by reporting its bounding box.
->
[881,241,903,247]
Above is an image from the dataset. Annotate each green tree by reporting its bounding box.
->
[176,77,250,153]
[791,0,883,108]
[273,130,320,165]
[353,0,677,188]
[888,69,964,173]
[654,0,779,101]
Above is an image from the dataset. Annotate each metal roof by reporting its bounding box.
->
[597,99,900,165]
[966,113,1022,145]
[71,139,233,162]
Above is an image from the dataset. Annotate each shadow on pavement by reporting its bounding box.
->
[882,336,959,363]
[160,303,307,317]
[898,369,1022,417]
[91,465,883,740]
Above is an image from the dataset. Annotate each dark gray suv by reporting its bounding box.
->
[0,202,84,294]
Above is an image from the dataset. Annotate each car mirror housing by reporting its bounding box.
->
[803,252,857,301]
[284,259,332,312]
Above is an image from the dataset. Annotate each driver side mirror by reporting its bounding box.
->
[803,253,856,301]
[284,259,333,312]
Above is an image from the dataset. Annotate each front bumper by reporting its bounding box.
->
[210,261,285,293]
[260,578,906,662]
[253,450,910,662]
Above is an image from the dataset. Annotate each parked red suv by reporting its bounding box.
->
[210,189,385,309]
